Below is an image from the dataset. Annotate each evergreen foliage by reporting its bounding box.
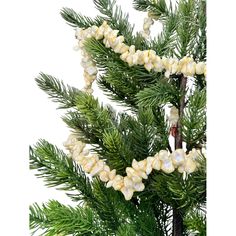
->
[29,140,94,202]
[30,200,104,236]
[182,88,206,151]
[35,73,81,109]
[30,0,207,235]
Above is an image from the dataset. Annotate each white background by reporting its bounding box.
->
[0,0,236,235]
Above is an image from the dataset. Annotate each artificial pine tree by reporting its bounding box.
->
[29,0,206,235]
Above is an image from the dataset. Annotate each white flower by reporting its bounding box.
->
[114,43,128,54]
[95,28,104,40]
[126,167,138,177]
[179,56,194,76]
[103,38,111,48]
[75,28,84,40]
[143,50,150,64]
[103,164,110,173]
[153,57,164,72]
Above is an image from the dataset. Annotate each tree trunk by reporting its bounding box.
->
[172,75,187,236]
[172,208,184,236]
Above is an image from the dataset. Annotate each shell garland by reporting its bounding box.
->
[74,21,206,94]
[64,134,202,201]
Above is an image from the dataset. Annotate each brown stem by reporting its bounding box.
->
[172,75,187,236]
[174,76,187,150]
[172,208,184,236]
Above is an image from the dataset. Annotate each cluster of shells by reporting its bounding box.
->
[64,134,201,201]
[74,21,206,94]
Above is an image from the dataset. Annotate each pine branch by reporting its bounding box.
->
[152,200,173,236]
[150,156,206,212]
[133,0,170,18]
[75,92,115,139]
[90,179,131,232]
[30,200,105,236]
[119,108,168,161]
[63,92,135,174]
[29,140,94,202]
[133,203,163,236]
[60,7,103,28]
[136,78,180,108]
[150,13,178,57]
[35,73,81,109]
[84,38,161,108]
[89,179,160,235]
[116,224,136,236]
[184,208,206,236]
[182,88,206,151]
[102,129,134,172]
[167,159,206,210]
[192,0,207,61]
[152,107,171,152]
[174,0,198,58]
[62,111,102,146]
[93,0,134,44]
[97,75,138,110]
[84,37,159,83]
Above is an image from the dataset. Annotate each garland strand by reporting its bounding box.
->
[74,21,206,94]
[140,13,155,39]
[71,19,205,200]
[64,134,201,201]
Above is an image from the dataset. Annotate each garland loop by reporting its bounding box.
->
[64,134,201,201]
[74,21,206,94]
